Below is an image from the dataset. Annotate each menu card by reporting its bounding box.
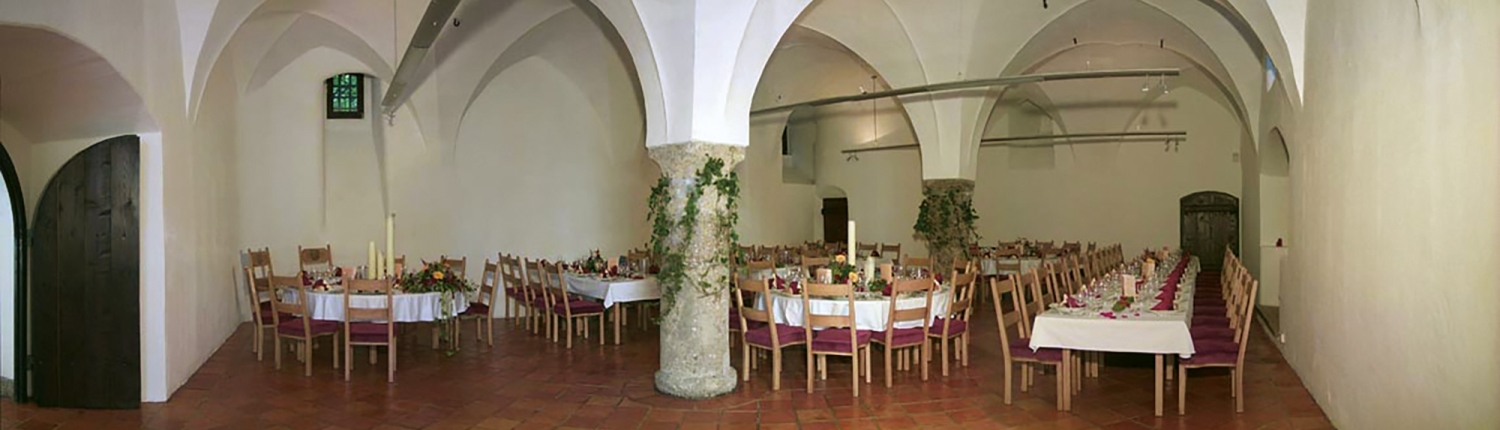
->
[1122,274,1138,297]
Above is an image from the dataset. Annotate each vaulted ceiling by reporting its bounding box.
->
[0,26,157,143]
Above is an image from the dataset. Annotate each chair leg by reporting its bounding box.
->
[255,327,264,361]
[961,333,970,367]
[274,336,282,370]
[599,314,605,345]
[864,348,872,384]
[805,349,815,394]
[1055,363,1065,411]
[1178,365,1187,415]
[884,346,893,388]
[1003,359,1013,405]
[389,339,397,383]
[1235,367,1244,413]
[851,352,860,397]
[344,339,353,381]
[370,346,377,364]
[741,343,751,382]
[920,342,929,381]
[940,337,951,376]
[772,349,783,391]
[565,318,574,349]
[332,335,340,370]
[487,316,495,346]
[304,339,313,376]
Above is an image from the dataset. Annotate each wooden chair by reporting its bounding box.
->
[731,260,776,345]
[242,248,279,361]
[900,257,932,273]
[342,278,395,382]
[269,276,339,376]
[500,254,527,328]
[855,242,879,259]
[298,244,333,274]
[543,261,605,348]
[988,276,1065,408]
[1016,269,1046,334]
[1180,279,1259,414]
[393,255,406,275]
[800,256,830,272]
[456,258,499,347]
[440,256,467,281]
[802,281,872,396]
[524,259,549,335]
[929,272,977,376]
[1062,241,1081,254]
[880,243,902,261]
[735,275,805,390]
[873,279,934,387]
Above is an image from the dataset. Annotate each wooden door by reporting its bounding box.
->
[821,198,848,244]
[1180,191,1239,273]
[31,135,140,409]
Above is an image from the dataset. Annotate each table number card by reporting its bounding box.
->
[1122,274,1138,297]
[1141,260,1155,280]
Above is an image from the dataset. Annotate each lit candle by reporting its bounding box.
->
[847,220,856,262]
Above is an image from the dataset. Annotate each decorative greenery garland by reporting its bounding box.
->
[912,186,980,269]
[647,157,740,319]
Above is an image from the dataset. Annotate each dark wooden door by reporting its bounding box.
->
[1180,191,1239,273]
[31,135,140,409]
[822,198,848,244]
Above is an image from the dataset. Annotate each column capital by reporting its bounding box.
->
[648,141,746,178]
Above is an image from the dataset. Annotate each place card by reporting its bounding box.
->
[1122,274,1138,297]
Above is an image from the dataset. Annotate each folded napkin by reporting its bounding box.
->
[1156,290,1173,300]
[1152,299,1173,311]
[1065,295,1084,308]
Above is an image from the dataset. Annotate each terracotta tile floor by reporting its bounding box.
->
[2,275,1330,430]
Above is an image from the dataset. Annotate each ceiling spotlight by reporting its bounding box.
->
[846,153,860,162]
[1164,141,1171,152]
[1042,0,1049,9]
[1141,78,1152,93]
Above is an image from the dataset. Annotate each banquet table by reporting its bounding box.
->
[1028,256,1199,415]
[761,284,953,331]
[279,288,470,322]
[562,273,660,344]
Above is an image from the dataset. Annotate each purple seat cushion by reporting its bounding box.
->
[1194,338,1237,354]
[276,318,338,336]
[554,300,605,315]
[1193,316,1229,327]
[1007,339,1063,362]
[872,327,926,347]
[348,322,392,343]
[928,318,968,337]
[729,316,767,331]
[531,297,550,308]
[745,323,806,347]
[462,303,491,316]
[1191,326,1234,339]
[505,287,523,298]
[811,328,873,353]
[1181,352,1238,366]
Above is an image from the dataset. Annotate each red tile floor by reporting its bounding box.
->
[2,294,1330,429]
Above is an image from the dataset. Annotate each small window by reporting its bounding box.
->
[325,73,365,119]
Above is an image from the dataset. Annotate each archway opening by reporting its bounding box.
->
[1257,127,1291,335]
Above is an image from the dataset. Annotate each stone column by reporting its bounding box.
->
[918,179,976,272]
[649,141,743,399]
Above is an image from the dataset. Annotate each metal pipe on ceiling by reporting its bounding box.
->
[838,131,1187,155]
[381,0,461,114]
[752,68,1181,115]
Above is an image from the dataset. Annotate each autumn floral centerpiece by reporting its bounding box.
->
[396,260,473,356]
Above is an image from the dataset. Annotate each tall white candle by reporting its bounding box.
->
[386,213,395,276]
[367,242,377,278]
[376,251,385,278]
[847,220,856,261]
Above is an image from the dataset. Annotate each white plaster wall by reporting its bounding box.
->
[810,100,923,253]
[1284,2,1499,428]
[231,8,650,314]
[740,113,818,247]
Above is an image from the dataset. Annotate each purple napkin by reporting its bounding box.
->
[1065,295,1084,308]
[1152,300,1173,311]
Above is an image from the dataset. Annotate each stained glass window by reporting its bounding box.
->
[326,73,364,119]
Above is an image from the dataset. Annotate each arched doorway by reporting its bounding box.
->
[29,135,140,409]
[1180,191,1240,272]
[0,140,24,402]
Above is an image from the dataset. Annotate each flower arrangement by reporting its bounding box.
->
[828,254,858,283]
[1111,296,1135,313]
[397,261,473,294]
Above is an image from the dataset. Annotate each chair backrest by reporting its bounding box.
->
[1017,268,1045,336]
[951,258,973,275]
[801,282,857,348]
[500,254,524,294]
[988,276,1026,360]
[900,257,931,271]
[542,260,574,314]
[1062,241,1081,254]
[743,260,775,279]
[524,258,546,302]
[856,242,878,259]
[1039,262,1062,304]
[343,278,394,319]
[299,244,333,273]
[268,275,309,334]
[476,259,499,307]
[801,256,830,271]
[441,256,467,280]
[1231,280,1259,365]
[881,243,902,261]
[393,255,406,275]
[883,279,935,340]
[944,272,978,323]
[244,248,274,315]
[995,246,1020,258]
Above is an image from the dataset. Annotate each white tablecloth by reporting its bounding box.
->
[279,289,469,322]
[763,286,953,331]
[563,274,660,308]
[1028,257,1198,357]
